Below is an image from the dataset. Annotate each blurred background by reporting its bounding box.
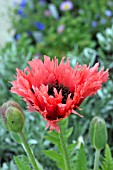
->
[0,0,113,169]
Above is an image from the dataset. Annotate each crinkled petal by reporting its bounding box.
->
[10,56,109,132]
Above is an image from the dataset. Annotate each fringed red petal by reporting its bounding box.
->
[10,56,109,132]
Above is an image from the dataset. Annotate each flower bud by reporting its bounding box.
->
[0,101,24,133]
[5,106,25,132]
[89,116,107,150]
[0,101,23,120]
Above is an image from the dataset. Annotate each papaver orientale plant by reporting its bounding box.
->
[0,55,111,170]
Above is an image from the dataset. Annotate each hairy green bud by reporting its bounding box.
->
[89,116,107,150]
[0,101,24,132]
[6,106,24,132]
[0,101,22,121]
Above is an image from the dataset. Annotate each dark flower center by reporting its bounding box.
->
[48,81,74,104]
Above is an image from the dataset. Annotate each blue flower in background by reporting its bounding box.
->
[20,0,27,8]
[105,10,112,17]
[100,18,106,25]
[27,31,32,36]
[17,0,27,17]
[14,33,21,40]
[17,8,26,18]
[34,22,45,31]
[95,14,100,19]
[91,21,98,27]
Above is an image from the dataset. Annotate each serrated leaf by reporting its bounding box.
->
[67,143,77,156]
[45,130,60,146]
[44,118,76,170]
[43,150,65,170]
[76,144,87,170]
[64,127,73,139]
[45,135,60,146]
[14,155,32,170]
[47,130,59,139]
[60,118,68,131]
[101,144,113,170]
[43,150,63,162]
[57,162,65,170]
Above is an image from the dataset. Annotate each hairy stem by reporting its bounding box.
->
[18,131,42,170]
[94,149,100,170]
[59,122,71,170]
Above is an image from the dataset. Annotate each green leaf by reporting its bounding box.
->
[43,150,65,169]
[47,130,59,139]
[45,130,60,146]
[101,144,113,170]
[44,118,77,170]
[11,132,22,144]
[10,127,27,144]
[43,150,63,162]
[14,155,32,170]
[67,143,77,156]
[64,127,73,139]
[76,144,87,170]
[61,118,68,131]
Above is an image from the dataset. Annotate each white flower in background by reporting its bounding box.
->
[48,4,59,19]
[76,136,84,149]
[60,1,73,11]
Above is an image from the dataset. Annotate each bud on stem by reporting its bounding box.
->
[0,101,25,133]
[6,106,24,132]
[0,101,43,170]
[89,116,107,150]
[89,116,108,170]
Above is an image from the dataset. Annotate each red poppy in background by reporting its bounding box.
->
[10,56,109,132]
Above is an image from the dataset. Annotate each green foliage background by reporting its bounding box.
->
[0,0,113,169]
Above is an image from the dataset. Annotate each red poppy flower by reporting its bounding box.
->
[10,56,109,132]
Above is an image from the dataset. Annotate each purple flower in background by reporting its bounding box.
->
[100,18,106,25]
[34,22,45,31]
[44,9,51,17]
[105,10,112,17]
[57,24,65,34]
[34,53,42,59]
[91,21,98,27]
[60,1,73,11]
[39,0,46,6]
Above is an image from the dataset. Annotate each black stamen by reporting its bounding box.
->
[48,81,74,104]
[31,88,35,94]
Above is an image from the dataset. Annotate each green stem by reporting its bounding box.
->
[94,149,100,170]
[18,131,42,170]
[59,122,71,170]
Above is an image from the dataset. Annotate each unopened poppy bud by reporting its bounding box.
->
[0,100,23,121]
[5,106,24,133]
[0,101,24,132]
[89,116,107,150]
